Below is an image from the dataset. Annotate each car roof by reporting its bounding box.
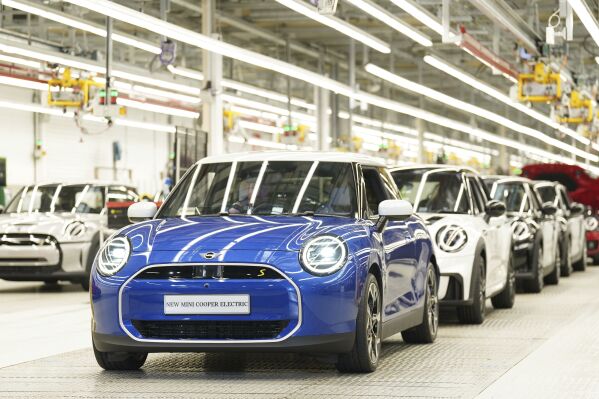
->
[198,151,386,167]
[24,182,137,189]
[483,175,531,184]
[389,164,479,175]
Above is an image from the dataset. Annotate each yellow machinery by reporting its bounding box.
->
[518,62,562,103]
[48,68,103,108]
[557,90,594,124]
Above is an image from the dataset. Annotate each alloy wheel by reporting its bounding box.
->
[427,267,439,336]
[366,281,381,364]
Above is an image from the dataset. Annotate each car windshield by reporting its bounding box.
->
[392,169,469,214]
[4,184,105,214]
[492,182,528,213]
[158,161,357,218]
[535,185,557,204]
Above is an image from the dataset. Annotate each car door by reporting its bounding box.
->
[559,186,584,260]
[527,183,556,269]
[467,175,505,293]
[360,166,418,321]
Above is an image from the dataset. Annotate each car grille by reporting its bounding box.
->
[0,265,60,275]
[131,319,290,340]
[0,234,58,247]
[135,265,285,280]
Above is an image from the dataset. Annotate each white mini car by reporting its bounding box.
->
[391,166,514,324]
[0,182,139,289]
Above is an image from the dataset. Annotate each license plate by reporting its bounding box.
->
[163,294,250,315]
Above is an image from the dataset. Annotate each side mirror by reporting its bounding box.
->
[127,202,157,223]
[485,200,506,218]
[570,202,585,216]
[377,199,413,232]
[379,199,413,218]
[541,202,557,216]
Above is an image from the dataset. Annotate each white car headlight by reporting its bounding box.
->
[512,220,532,241]
[300,235,347,276]
[436,225,468,253]
[97,236,131,276]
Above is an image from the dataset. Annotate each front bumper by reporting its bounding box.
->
[436,252,475,305]
[91,250,362,353]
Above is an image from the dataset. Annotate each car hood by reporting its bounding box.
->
[124,215,361,253]
[0,212,100,241]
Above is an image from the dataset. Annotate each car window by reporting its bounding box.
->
[467,176,486,214]
[4,185,59,213]
[362,167,391,217]
[558,187,571,209]
[107,186,139,203]
[158,161,357,217]
[535,185,557,206]
[392,169,469,214]
[492,182,528,213]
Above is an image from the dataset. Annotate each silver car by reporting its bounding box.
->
[0,183,139,289]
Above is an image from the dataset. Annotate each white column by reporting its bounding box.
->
[416,118,425,163]
[315,86,331,151]
[202,0,223,156]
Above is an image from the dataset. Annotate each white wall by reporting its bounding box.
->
[0,85,197,196]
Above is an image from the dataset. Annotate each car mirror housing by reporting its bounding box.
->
[570,202,585,216]
[485,200,506,218]
[378,199,413,218]
[541,202,557,216]
[127,202,158,223]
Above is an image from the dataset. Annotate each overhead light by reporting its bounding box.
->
[0,54,41,68]
[116,98,200,118]
[365,62,597,162]
[343,0,432,47]
[388,0,443,34]
[0,75,51,91]
[227,135,300,150]
[423,55,590,146]
[274,0,390,53]
[167,65,205,81]
[0,100,176,132]
[222,94,315,123]
[568,0,599,48]
[1,0,162,54]
[238,120,284,135]
[64,0,355,95]
[95,78,200,104]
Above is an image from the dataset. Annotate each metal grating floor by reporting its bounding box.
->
[2,266,599,398]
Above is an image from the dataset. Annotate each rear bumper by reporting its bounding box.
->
[92,330,355,354]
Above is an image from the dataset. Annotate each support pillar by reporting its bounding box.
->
[493,125,509,174]
[416,118,426,163]
[202,0,223,156]
[315,86,330,151]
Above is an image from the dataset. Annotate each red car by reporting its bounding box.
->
[522,164,599,264]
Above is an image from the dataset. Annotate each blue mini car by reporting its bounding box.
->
[91,152,439,373]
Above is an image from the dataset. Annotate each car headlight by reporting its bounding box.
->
[97,236,131,276]
[300,235,347,276]
[512,220,532,241]
[436,225,468,253]
[585,216,599,231]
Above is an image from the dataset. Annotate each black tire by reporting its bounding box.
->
[336,273,381,373]
[93,342,147,371]
[457,254,486,325]
[524,244,544,293]
[594,255,599,266]
[81,239,100,291]
[491,255,516,309]
[401,264,439,344]
[559,235,572,277]
[544,245,560,285]
[573,244,587,272]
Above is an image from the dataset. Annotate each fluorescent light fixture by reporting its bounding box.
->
[0,100,176,132]
[2,0,161,54]
[0,75,51,91]
[568,0,599,48]
[365,62,598,162]
[222,94,315,123]
[167,65,205,81]
[343,0,432,46]
[116,98,200,118]
[0,42,199,95]
[423,55,590,146]
[274,0,390,53]
[388,0,443,34]
[227,135,299,150]
[0,54,41,68]
[64,0,355,96]
[229,105,280,121]
[96,79,200,104]
[238,120,284,135]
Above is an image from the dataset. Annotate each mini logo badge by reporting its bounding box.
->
[201,252,219,259]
